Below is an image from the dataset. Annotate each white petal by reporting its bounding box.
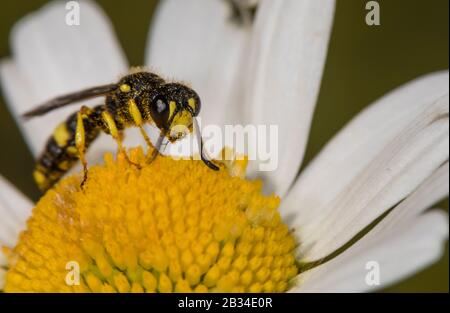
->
[282,71,449,261]
[243,0,335,196]
[0,176,33,261]
[295,164,449,292]
[146,0,251,128]
[295,210,448,292]
[0,0,128,157]
[371,162,449,235]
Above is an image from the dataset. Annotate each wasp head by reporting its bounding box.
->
[151,83,201,142]
[115,73,201,143]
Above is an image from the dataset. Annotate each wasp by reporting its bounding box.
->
[23,71,219,192]
[225,0,258,25]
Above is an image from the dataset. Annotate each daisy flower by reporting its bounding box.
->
[0,0,448,292]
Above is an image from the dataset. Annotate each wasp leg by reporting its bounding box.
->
[127,99,155,152]
[100,110,141,169]
[75,107,90,189]
[138,126,153,150]
[147,131,165,164]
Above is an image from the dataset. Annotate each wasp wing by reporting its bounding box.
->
[22,83,118,119]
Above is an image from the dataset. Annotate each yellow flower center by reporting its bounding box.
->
[3,148,298,292]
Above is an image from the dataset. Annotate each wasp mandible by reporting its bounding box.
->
[23,71,219,192]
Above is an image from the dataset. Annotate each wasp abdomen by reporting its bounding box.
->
[33,107,102,191]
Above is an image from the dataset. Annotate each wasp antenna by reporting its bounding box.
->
[193,117,219,171]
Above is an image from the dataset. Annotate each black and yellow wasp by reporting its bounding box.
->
[23,71,219,192]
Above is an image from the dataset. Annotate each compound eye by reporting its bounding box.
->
[150,95,170,130]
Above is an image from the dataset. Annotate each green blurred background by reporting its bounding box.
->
[0,0,448,292]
